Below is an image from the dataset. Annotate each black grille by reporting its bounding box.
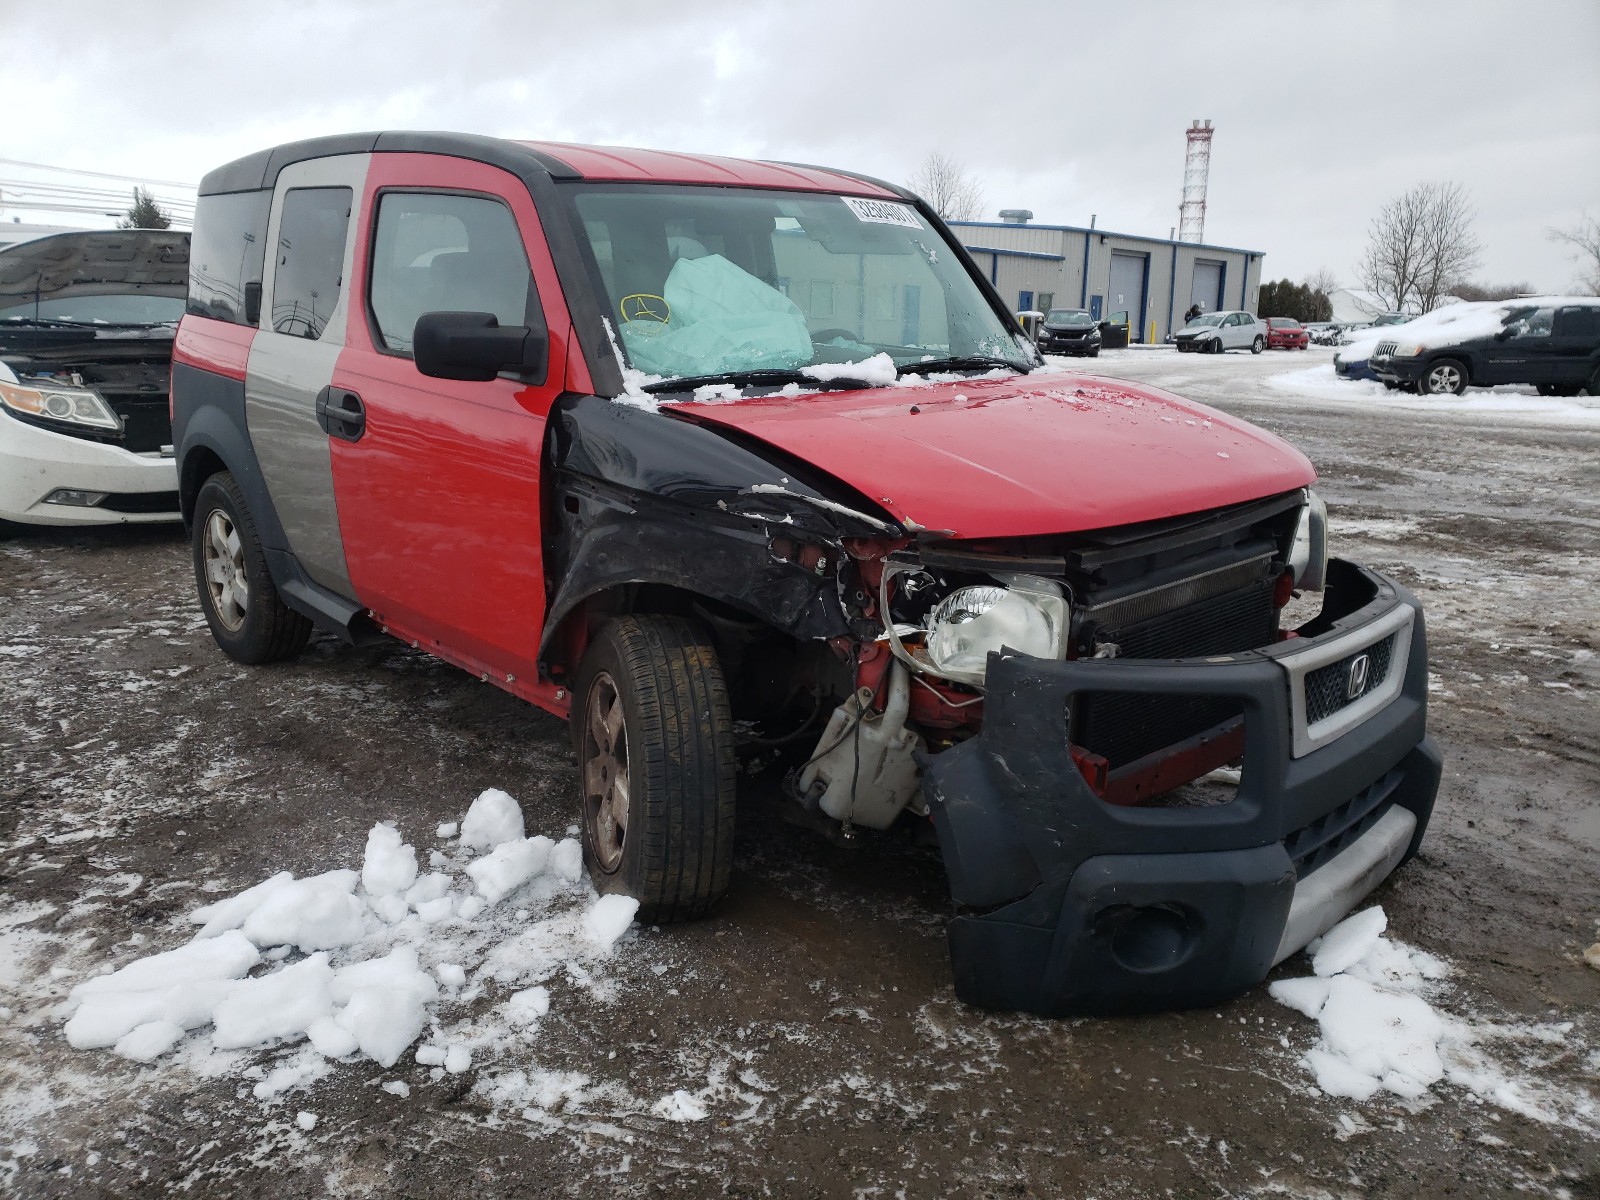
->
[1073,578,1277,769]
[1285,769,1402,879]
[1373,340,1397,360]
[105,396,173,454]
[100,490,180,515]
[1304,634,1395,726]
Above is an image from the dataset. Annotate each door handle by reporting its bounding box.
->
[316,386,366,442]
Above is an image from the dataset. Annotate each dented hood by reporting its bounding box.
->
[671,372,1317,538]
[0,229,189,302]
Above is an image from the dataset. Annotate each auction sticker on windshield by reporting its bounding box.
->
[842,197,922,229]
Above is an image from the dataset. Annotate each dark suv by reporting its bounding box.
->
[1371,299,1600,396]
[1035,308,1101,357]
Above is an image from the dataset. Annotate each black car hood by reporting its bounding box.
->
[0,229,189,304]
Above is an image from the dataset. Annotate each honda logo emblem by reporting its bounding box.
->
[1347,653,1371,700]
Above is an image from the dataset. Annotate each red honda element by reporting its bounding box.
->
[172,133,1440,1015]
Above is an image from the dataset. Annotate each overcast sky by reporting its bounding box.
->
[4,0,1597,292]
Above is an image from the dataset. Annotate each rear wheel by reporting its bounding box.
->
[572,615,736,924]
[1422,358,1468,395]
[191,472,312,664]
[1251,336,1265,354]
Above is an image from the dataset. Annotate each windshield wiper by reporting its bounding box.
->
[641,368,875,394]
[896,355,1029,376]
[0,316,100,328]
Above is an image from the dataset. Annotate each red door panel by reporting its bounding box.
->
[328,153,575,701]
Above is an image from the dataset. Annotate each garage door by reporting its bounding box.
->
[1191,260,1224,313]
[1108,252,1146,340]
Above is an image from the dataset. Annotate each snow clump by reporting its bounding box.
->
[1270,906,1596,1126]
[57,787,640,1100]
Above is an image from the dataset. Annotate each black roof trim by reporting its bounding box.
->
[197,132,582,196]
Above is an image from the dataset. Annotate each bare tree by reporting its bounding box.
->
[1549,210,1600,296]
[1359,181,1481,313]
[1451,280,1536,302]
[905,152,985,222]
[1304,267,1339,297]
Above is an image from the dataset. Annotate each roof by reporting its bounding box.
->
[516,141,898,196]
[198,131,902,199]
[948,219,1263,258]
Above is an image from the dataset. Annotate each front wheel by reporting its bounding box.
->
[1422,359,1468,395]
[191,472,312,664]
[573,615,736,924]
[1251,336,1265,354]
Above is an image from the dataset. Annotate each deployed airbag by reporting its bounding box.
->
[619,253,812,378]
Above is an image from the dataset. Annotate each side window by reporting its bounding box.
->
[188,190,271,324]
[272,187,352,340]
[368,192,534,353]
[1504,306,1554,340]
[1554,306,1600,340]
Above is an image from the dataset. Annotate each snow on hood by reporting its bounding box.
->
[0,229,189,302]
[671,370,1316,537]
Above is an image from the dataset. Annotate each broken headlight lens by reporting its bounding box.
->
[1288,489,1328,592]
[0,378,122,432]
[924,574,1069,686]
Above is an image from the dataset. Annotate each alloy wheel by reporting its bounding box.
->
[1425,363,1464,394]
[202,509,249,632]
[582,671,630,872]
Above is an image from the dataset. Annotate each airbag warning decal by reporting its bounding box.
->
[841,197,922,229]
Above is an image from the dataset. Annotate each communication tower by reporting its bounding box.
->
[1178,120,1213,244]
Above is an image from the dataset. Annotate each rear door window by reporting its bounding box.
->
[367,192,535,353]
[272,187,352,340]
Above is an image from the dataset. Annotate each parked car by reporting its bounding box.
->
[0,230,187,525]
[1173,310,1266,353]
[1333,342,1378,380]
[1304,321,1341,346]
[1262,317,1310,350]
[1035,307,1101,357]
[173,133,1439,1017]
[1370,298,1600,395]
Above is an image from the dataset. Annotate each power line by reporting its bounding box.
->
[0,156,196,189]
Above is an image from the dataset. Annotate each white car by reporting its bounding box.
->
[1172,310,1266,354]
[0,230,185,525]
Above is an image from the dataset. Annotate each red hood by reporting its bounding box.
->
[670,371,1316,538]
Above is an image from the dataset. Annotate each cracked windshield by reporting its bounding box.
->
[570,186,1034,386]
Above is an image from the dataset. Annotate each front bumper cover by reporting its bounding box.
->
[922,559,1440,1016]
[0,407,178,525]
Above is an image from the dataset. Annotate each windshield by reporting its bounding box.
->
[1045,309,1094,326]
[1185,313,1224,328]
[1271,318,1301,328]
[567,185,1033,387]
[0,293,185,326]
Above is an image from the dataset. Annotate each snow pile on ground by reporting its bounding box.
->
[56,790,641,1097]
[1264,364,1600,423]
[1270,907,1596,1128]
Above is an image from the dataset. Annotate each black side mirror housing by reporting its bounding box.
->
[243,281,262,326]
[413,311,548,383]
[1494,327,1514,341]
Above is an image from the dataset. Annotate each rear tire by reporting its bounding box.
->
[191,472,312,665]
[1422,358,1468,395]
[572,615,736,924]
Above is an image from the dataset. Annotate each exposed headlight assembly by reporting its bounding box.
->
[1288,489,1328,592]
[924,574,1069,686]
[1392,342,1426,357]
[0,378,121,432]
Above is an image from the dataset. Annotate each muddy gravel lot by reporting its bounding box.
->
[2,348,1597,1198]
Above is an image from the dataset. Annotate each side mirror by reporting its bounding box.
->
[1494,326,1514,341]
[413,311,548,382]
[243,281,262,326]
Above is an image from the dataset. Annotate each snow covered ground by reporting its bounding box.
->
[3,351,1599,1196]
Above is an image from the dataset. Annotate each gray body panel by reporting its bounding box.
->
[244,153,371,599]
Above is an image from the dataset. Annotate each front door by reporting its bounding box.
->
[245,154,370,597]
[327,154,573,688]
[1480,304,1555,385]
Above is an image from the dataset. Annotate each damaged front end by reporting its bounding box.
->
[545,395,1440,1016]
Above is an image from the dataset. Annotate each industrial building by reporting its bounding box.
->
[947,215,1265,344]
